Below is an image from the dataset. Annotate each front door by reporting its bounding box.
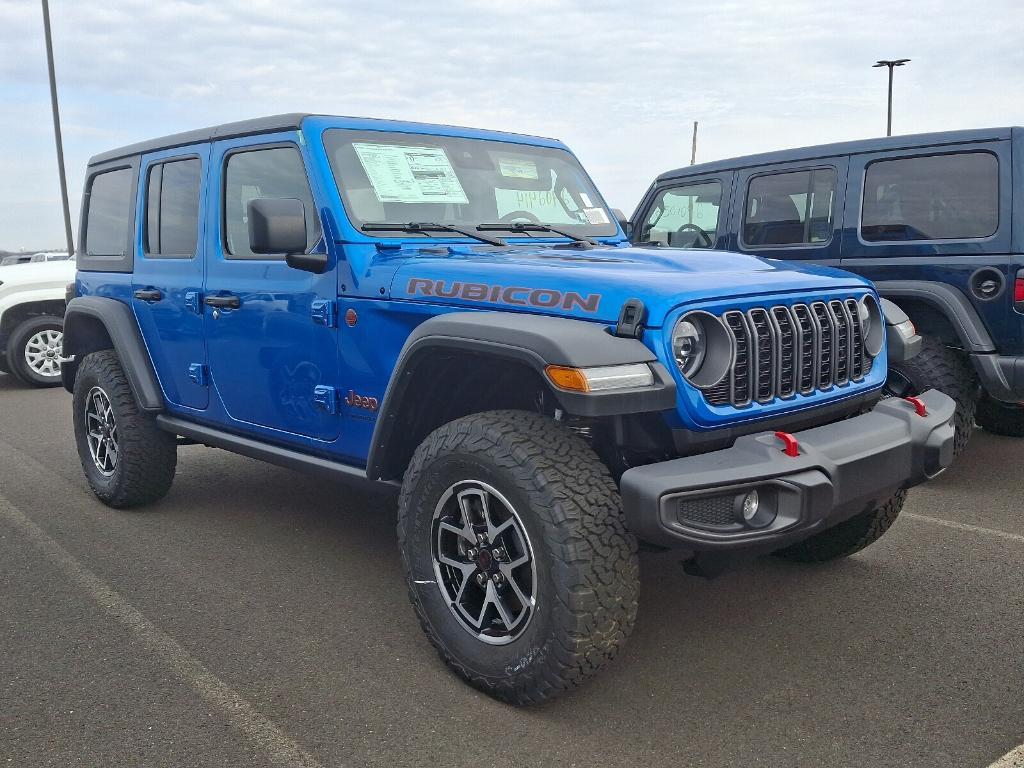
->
[131,144,210,410]
[203,135,340,443]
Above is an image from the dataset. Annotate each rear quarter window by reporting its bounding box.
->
[79,162,138,272]
[860,152,999,241]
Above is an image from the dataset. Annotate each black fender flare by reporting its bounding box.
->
[365,311,676,481]
[875,280,995,353]
[61,296,164,411]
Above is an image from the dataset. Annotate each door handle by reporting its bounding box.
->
[133,288,163,303]
[204,295,241,309]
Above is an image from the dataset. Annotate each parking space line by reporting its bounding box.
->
[904,512,1024,545]
[0,493,326,768]
[989,744,1024,767]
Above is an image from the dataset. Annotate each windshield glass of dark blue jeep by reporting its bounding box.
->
[323,129,617,239]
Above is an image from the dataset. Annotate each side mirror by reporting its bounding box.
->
[247,198,309,256]
[611,208,632,237]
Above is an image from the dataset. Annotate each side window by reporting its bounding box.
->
[223,146,320,259]
[85,168,133,257]
[640,181,722,248]
[742,168,837,247]
[861,152,998,242]
[145,158,202,257]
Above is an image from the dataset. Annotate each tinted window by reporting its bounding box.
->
[145,158,201,257]
[743,168,837,247]
[85,168,133,256]
[640,181,721,248]
[861,152,998,241]
[223,147,319,259]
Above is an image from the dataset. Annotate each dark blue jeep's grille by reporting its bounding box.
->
[703,298,873,408]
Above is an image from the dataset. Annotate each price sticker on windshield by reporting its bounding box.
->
[353,143,469,205]
[583,207,610,225]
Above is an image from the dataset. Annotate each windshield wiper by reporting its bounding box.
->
[361,222,505,247]
[477,222,601,246]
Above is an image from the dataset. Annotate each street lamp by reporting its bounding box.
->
[872,58,911,137]
[41,0,74,257]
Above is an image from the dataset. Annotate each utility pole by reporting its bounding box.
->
[42,0,74,256]
[872,58,911,137]
[690,121,698,165]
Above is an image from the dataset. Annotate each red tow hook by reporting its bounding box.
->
[904,396,928,417]
[774,431,800,457]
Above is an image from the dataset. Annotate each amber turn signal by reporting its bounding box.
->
[545,365,590,392]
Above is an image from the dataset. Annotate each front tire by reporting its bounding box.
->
[6,315,64,387]
[773,490,906,563]
[398,410,639,705]
[887,336,977,457]
[72,349,177,508]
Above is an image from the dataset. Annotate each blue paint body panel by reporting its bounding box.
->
[76,114,886,469]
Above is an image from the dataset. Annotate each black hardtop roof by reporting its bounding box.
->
[657,126,1019,181]
[88,113,311,165]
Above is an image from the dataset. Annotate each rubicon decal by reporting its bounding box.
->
[406,278,601,314]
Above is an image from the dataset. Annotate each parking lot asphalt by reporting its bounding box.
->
[2,372,1023,768]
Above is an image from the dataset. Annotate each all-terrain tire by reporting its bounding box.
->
[72,349,177,508]
[6,315,64,387]
[773,490,906,563]
[397,410,639,705]
[976,396,1024,437]
[888,335,977,457]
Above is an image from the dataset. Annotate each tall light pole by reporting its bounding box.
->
[872,58,911,137]
[41,0,74,256]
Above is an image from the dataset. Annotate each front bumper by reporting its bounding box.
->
[620,389,955,553]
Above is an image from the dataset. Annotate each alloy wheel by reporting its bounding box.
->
[84,386,119,476]
[23,328,63,378]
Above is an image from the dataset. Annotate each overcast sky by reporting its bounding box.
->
[1,0,1022,250]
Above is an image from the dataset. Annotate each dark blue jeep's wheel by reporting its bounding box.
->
[976,396,1024,438]
[72,350,177,508]
[398,410,639,705]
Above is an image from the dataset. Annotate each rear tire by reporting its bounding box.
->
[887,335,977,457]
[976,396,1024,437]
[397,410,639,705]
[773,490,906,563]
[6,315,64,387]
[72,349,177,508]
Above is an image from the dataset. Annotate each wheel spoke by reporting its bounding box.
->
[439,520,476,543]
[438,552,476,577]
[491,587,518,628]
[457,488,488,531]
[499,563,534,608]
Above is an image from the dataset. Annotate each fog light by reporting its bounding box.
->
[740,490,759,522]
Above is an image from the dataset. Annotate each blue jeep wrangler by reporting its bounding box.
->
[62,114,954,704]
[634,128,1024,456]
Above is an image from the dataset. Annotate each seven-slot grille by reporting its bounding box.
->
[703,298,873,407]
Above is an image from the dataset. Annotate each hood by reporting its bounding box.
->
[0,259,75,288]
[389,243,871,327]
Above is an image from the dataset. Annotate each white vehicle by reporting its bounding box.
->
[0,259,75,387]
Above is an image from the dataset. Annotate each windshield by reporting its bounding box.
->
[323,128,617,239]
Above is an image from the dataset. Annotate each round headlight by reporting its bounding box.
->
[858,295,884,357]
[672,318,706,377]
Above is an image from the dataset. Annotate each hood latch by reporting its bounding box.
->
[614,298,647,339]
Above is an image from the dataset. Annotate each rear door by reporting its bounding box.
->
[726,158,847,263]
[131,145,209,410]
[203,134,340,443]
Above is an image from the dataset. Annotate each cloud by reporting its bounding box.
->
[1,0,1022,247]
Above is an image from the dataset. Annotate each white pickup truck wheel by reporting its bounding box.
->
[6,315,64,388]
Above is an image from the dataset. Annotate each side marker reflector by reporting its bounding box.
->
[545,365,589,392]
[774,431,800,457]
[905,396,928,417]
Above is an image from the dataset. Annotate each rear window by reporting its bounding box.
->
[861,152,999,241]
[84,168,133,257]
[742,168,837,247]
[145,158,201,257]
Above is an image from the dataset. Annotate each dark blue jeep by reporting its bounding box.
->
[61,114,953,704]
[634,128,1024,455]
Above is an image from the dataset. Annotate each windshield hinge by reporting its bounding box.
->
[614,298,647,339]
[311,299,337,328]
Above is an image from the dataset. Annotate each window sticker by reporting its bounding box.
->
[498,158,539,180]
[583,207,610,225]
[353,143,469,204]
[580,192,594,208]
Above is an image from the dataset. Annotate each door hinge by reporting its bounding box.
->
[184,290,202,315]
[188,363,208,386]
[311,299,336,328]
[313,385,339,414]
